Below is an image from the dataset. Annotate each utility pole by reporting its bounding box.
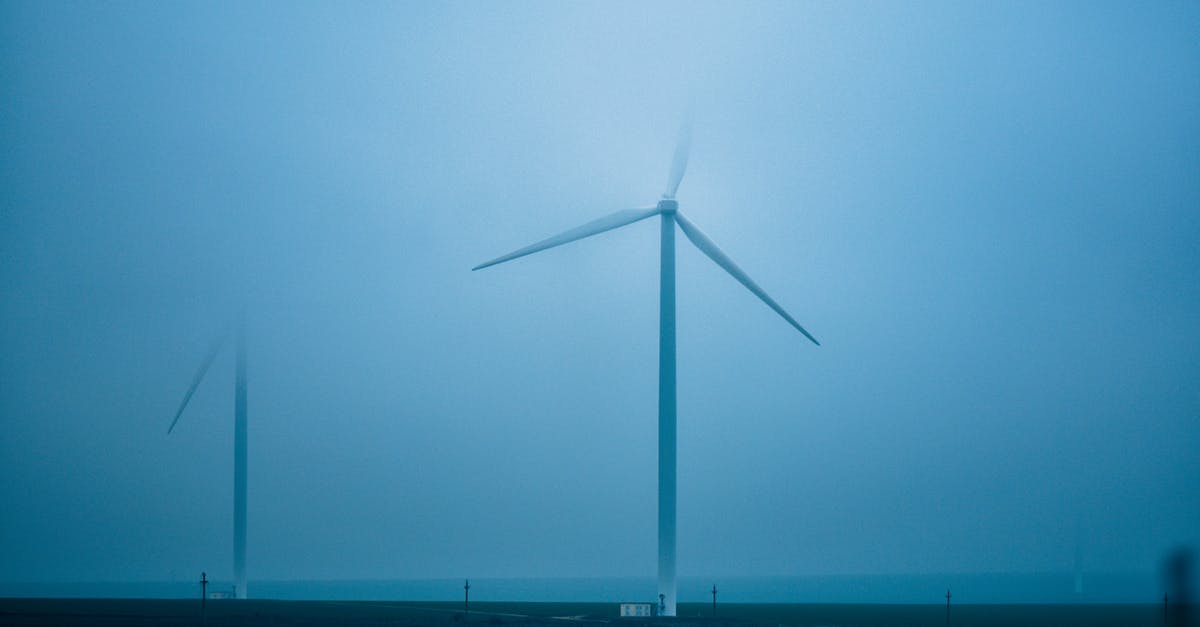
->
[200,572,208,627]
[464,579,470,615]
[945,589,951,626]
[711,584,717,617]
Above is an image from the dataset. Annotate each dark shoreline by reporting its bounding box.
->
[0,598,1182,627]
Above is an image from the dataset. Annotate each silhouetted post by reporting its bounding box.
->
[1164,546,1194,627]
[200,572,208,626]
[1164,593,1169,624]
[464,579,470,614]
[945,589,951,626]
[712,584,717,616]
[659,593,665,616]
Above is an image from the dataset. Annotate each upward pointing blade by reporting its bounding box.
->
[663,120,692,199]
[472,207,660,271]
[167,330,231,434]
[675,211,820,346]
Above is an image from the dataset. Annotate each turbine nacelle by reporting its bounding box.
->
[656,199,678,213]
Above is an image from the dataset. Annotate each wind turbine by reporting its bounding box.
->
[472,124,819,616]
[167,314,249,600]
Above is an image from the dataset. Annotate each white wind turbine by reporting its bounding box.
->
[473,124,819,616]
[166,314,249,599]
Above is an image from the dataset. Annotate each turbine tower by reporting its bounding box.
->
[167,314,249,600]
[473,124,819,616]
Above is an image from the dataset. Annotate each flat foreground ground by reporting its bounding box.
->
[0,598,1186,627]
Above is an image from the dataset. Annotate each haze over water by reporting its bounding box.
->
[0,574,1169,605]
[1,1,1197,601]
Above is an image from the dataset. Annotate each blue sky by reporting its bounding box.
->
[1,1,1197,585]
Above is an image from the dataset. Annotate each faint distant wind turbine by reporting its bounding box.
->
[167,313,249,600]
[472,122,819,616]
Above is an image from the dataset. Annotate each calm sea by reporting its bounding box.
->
[0,573,1162,604]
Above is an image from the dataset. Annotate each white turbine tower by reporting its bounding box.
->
[473,124,819,616]
[167,314,249,600]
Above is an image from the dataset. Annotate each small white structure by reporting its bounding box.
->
[208,590,235,599]
[620,602,653,617]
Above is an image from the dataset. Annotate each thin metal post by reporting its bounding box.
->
[464,579,470,614]
[200,572,208,627]
[945,589,951,626]
[712,584,717,616]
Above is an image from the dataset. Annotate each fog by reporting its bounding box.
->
[1,1,1197,590]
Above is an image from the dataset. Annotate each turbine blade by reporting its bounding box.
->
[663,119,692,199]
[473,207,660,271]
[167,330,230,434]
[675,211,820,346]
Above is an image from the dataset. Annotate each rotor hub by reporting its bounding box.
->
[657,199,678,213]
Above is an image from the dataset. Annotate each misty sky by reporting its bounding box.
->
[1,1,1197,586]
